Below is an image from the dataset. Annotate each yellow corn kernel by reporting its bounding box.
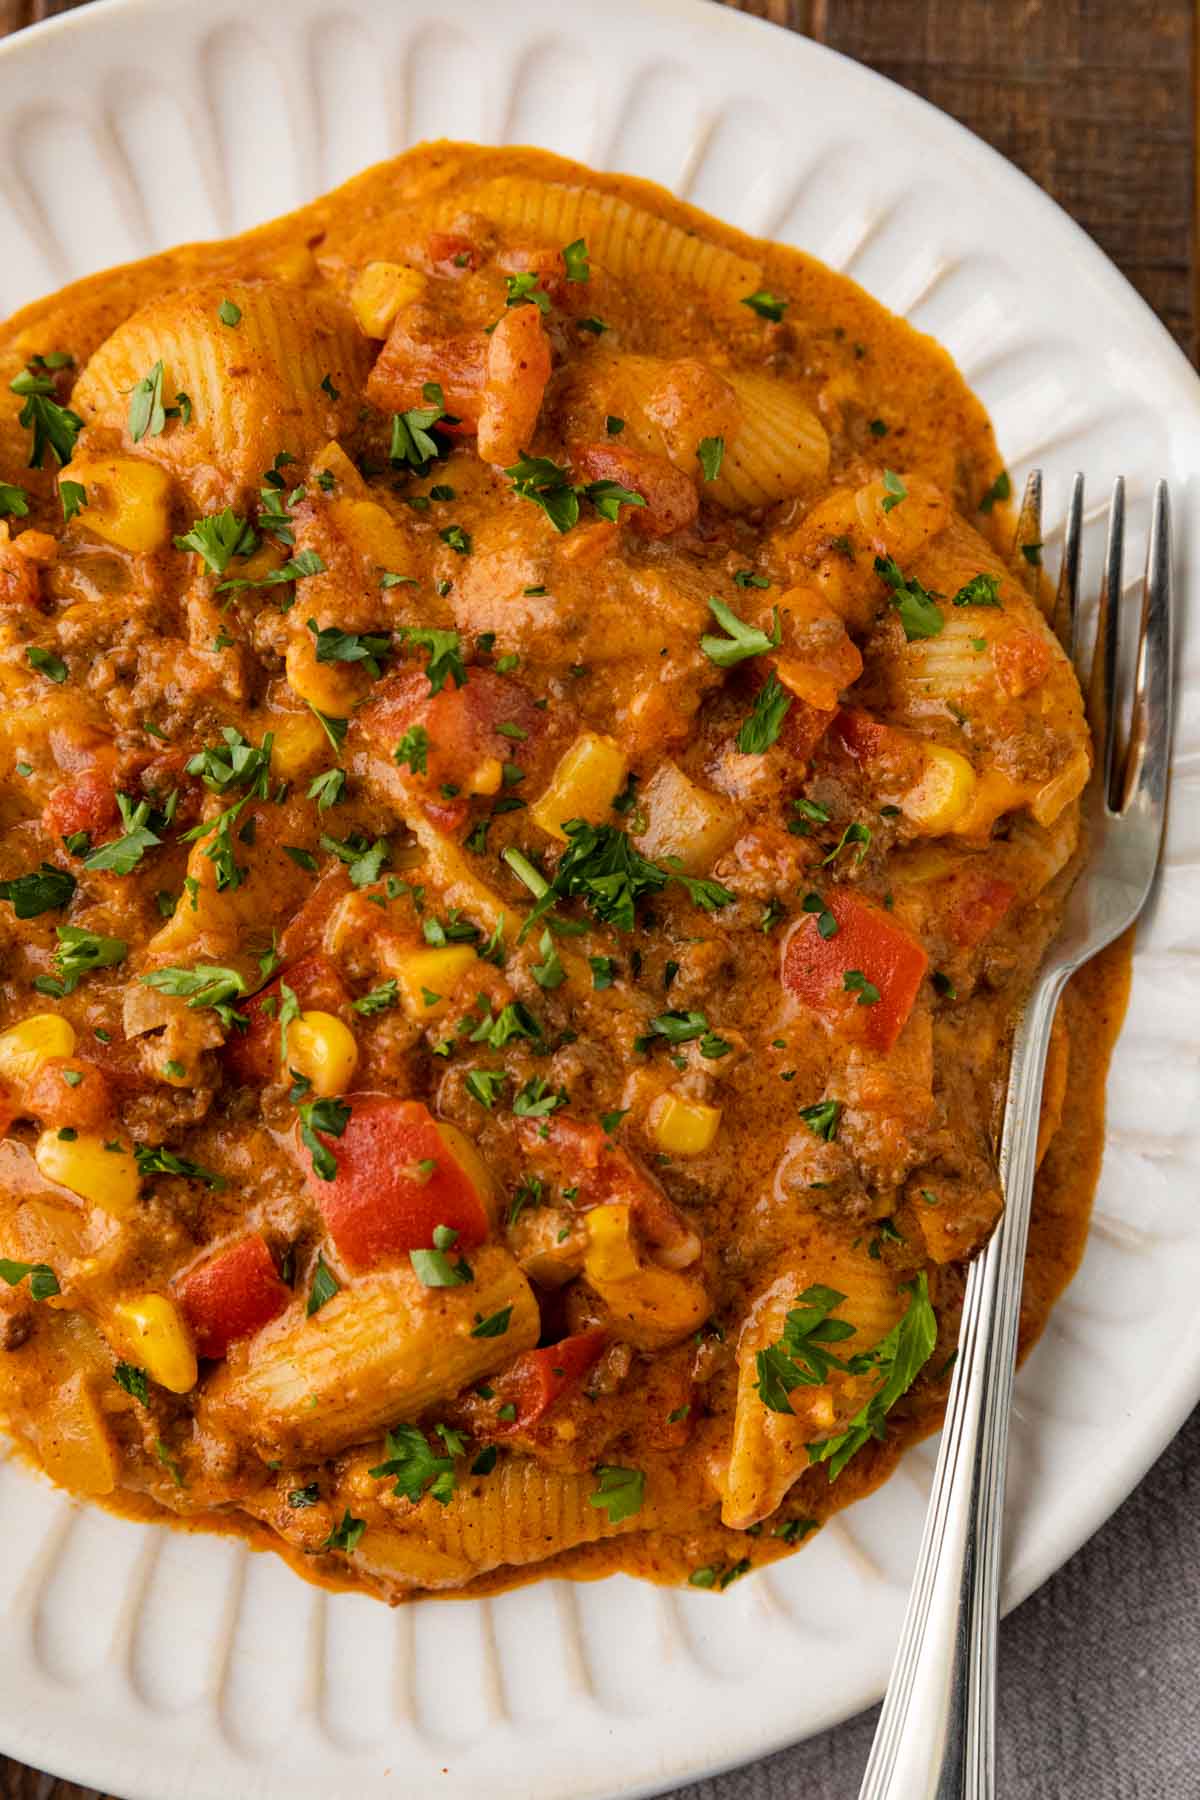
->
[285,633,364,714]
[329,495,414,575]
[583,1203,642,1282]
[268,708,329,779]
[385,945,477,1019]
[0,1013,76,1086]
[649,1093,722,1156]
[111,1294,198,1395]
[284,1009,358,1097]
[64,456,173,553]
[350,260,427,338]
[949,766,1029,839]
[34,1128,140,1218]
[532,733,628,841]
[902,744,978,834]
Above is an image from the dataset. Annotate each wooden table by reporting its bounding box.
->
[0,1,1192,1795]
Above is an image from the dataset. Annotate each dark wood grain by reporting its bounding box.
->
[0,2,1193,1795]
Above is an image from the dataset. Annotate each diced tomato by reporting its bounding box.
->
[24,1057,113,1129]
[84,1026,152,1093]
[176,1234,290,1360]
[42,769,119,847]
[517,1115,694,1262]
[427,231,482,275]
[569,442,698,539]
[302,1095,491,1270]
[358,666,546,830]
[224,953,350,1085]
[493,1329,608,1431]
[782,888,929,1051]
[942,869,1017,949]
[365,315,486,430]
[779,693,835,765]
[830,706,893,762]
[993,630,1054,699]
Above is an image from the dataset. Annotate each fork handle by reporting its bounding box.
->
[858,967,1069,1800]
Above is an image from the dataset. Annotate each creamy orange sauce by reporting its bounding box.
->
[0,144,1125,1602]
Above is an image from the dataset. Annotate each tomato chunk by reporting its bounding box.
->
[358,666,545,831]
[42,769,119,847]
[224,953,349,1086]
[177,1234,290,1360]
[494,1329,608,1431]
[303,1095,491,1270]
[782,889,929,1051]
[942,869,1017,950]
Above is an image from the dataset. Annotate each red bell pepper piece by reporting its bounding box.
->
[224,952,349,1085]
[177,1234,290,1360]
[782,888,929,1052]
[302,1095,491,1270]
[495,1329,608,1431]
[942,868,1017,949]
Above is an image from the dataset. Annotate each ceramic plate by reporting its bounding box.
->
[0,2,1197,1796]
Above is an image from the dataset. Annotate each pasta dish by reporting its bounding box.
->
[0,145,1125,1599]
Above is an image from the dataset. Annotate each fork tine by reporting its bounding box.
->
[1052,472,1084,662]
[1012,469,1043,598]
[1119,479,1173,818]
[1087,477,1124,807]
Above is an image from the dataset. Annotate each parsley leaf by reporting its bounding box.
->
[697,436,725,482]
[880,469,907,513]
[874,554,944,641]
[139,963,248,1029]
[742,289,787,321]
[588,1464,645,1523]
[0,862,76,918]
[0,1257,60,1300]
[113,1362,149,1403]
[306,1253,339,1315]
[26,645,67,683]
[402,626,466,694]
[16,383,83,467]
[353,979,397,1015]
[736,670,792,753]
[307,617,391,676]
[321,1509,366,1553]
[59,480,86,522]
[174,508,258,576]
[45,924,127,995]
[951,572,1003,608]
[83,792,162,875]
[134,1145,225,1188]
[978,469,1011,514]
[186,725,272,795]
[755,1285,857,1412]
[297,1095,351,1182]
[562,238,590,282]
[369,1423,457,1506]
[700,595,781,668]
[394,724,430,775]
[0,482,29,517]
[471,1306,513,1339]
[128,360,167,443]
[798,1099,841,1141]
[808,1273,937,1478]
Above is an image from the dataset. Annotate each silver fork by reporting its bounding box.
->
[858,474,1174,1800]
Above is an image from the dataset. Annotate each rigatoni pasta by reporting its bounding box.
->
[0,141,1116,1604]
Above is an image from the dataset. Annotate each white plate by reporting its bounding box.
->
[1,2,1198,1796]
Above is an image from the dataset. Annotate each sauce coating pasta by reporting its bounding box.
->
[0,143,1124,1600]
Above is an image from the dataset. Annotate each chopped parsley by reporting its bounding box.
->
[697,436,725,482]
[700,596,781,668]
[0,862,76,919]
[26,646,67,683]
[297,1096,351,1182]
[880,469,907,513]
[369,1424,457,1506]
[0,1258,60,1301]
[978,469,1011,514]
[587,1464,645,1523]
[755,1285,857,1412]
[736,671,791,754]
[874,554,944,641]
[951,572,1003,608]
[306,1254,340,1316]
[174,508,258,576]
[741,289,787,321]
[808,1273,937,1478]
[798,1099,841,1141]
